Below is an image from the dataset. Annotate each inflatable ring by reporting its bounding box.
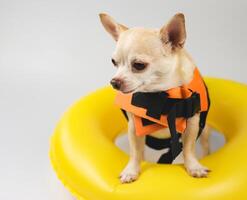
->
[50,78,247,200]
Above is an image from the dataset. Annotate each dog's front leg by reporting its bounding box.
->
[183,113,210,177]
[120,112,145,183]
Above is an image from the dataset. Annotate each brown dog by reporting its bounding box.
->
[99,13,211,183]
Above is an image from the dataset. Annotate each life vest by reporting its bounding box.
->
[115,67,210,162]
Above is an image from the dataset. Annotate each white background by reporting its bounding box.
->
[0,0,246,199]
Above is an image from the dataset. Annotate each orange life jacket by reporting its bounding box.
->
[115,67,210,160]
[115,67,209,135]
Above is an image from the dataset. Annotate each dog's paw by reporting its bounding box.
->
[185,162,210,178]
[119,164,139,183]
[120,172,139,183]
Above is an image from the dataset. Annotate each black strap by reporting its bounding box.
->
[131,91,201,121]
[167,105,183,160]
[166,92,201,160]
[131,92,168,119]
[146,135,171,150]
[146,135,181,163]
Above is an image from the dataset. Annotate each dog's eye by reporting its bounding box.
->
[132,62,147,72]
[111,58,117,67]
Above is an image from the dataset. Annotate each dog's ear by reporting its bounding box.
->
[160,13,186,51]
[99,13,128,41]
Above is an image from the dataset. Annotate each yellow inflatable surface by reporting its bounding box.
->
[50,78,247,200]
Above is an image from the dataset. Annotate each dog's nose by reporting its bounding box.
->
[110,78,122,90]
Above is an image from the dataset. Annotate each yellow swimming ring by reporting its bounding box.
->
[50,78,247,200]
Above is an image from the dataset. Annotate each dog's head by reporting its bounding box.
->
[99,13,194,93]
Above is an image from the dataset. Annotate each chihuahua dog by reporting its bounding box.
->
[99,13,210,183]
